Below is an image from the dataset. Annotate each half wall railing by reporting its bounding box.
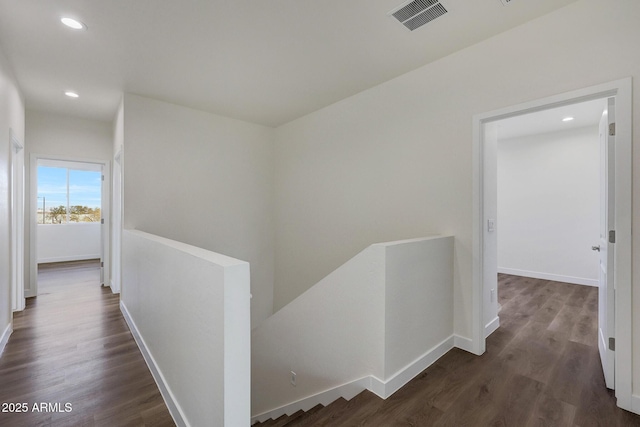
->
[121,229,251,427]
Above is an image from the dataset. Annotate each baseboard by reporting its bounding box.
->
[38,254,101,264]
[252,335,456,424]
[485,316,500,338]
[251,377,369,424]
[109,278,121,294]
[453,334,475,354]
[630,394,640,416]
[0,322,12,358]
[370,335,455,399]
[120,302,188,427]
[497,267,597,287]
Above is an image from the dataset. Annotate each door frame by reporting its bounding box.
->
[28,154,111,297]
[471,78,632,410]
[111,147,123,294]
[598,100,616,389]
[10,129,25,311]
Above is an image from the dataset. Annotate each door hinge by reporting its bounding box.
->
[609,337,615,351]
[609,123,616,136]
[102,174,105,181]
[101,218,105,224]
[101,261,104,268]
[609,230,616,243]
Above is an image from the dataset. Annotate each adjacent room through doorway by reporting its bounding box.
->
[495,98,606,289]
[35,158,105,295]
[473,78,632,411]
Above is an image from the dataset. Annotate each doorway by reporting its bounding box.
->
[29,155,111,298]
[472,78,632,411]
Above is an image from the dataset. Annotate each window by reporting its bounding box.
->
[37,160,102,224]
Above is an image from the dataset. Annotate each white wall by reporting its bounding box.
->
[37,223,101,263]
[272,1,640,358]
[383,237,454,378]
[0,45,25,352]
[25,110,113,294]
[497,126,600,286]
[26,110,113,159]
[122,94,275,328]
[122,230,250,427]
[252,236,453,421]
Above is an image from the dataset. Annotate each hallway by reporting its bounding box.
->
[0,261,174,426]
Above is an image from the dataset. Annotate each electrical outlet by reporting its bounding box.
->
[290,371,296,387]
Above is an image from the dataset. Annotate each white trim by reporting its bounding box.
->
[100,163,111,287]
[110,148,123,294]
[0,322,12,357]
[373,335,454,399]
[598,327,614,388]
[10,131,23,152]
[471,116,485,356]
[485,316,500,338]
[497,268,598,287]
[120,301,188,427]
[10,129,25,312]
[454,334,475,354]
[611,78,633,412]
[38,254,101,264]
[252,335,468,424]
[472,77,633,413]
[38,158,102,171]
[631,395,640,415]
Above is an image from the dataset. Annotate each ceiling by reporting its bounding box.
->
[496,98,608,140]
[0,0,579,127]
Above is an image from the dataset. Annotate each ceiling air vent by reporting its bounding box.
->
[389,0,448,31]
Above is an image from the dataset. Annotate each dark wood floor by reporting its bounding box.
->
[255,275,640,426]
[0,260,175,426]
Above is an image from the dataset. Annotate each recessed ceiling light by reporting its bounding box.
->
[61,17,86,30]
[562,117,574,122]
[64,91,79,98]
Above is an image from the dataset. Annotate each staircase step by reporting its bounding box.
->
[319,391,382,425]
[309,391,380,426]
[253,391,381,426]
[281,404,324,426]
[262,412,294,426]
[275,409,305,426]
[256,414,286,426]
[299,397,349,426]
[255,405,320,427]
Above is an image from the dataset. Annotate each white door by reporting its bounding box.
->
[596,97,615,389]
